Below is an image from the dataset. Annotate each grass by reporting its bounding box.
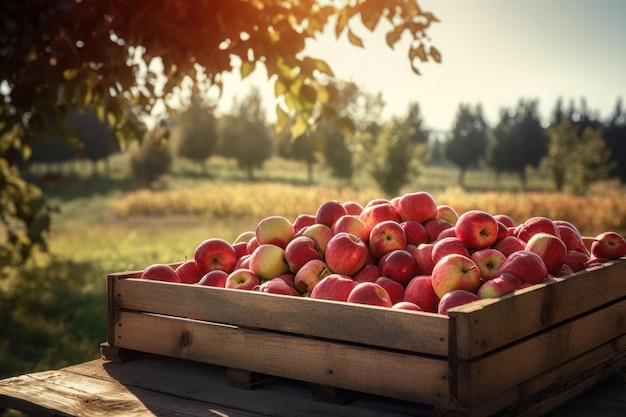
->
[2,153,625,389]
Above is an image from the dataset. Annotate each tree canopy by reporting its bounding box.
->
[1,0,440,266]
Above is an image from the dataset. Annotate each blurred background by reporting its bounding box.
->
[1,1,625,409]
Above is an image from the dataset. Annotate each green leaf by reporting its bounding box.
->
[314,59,334,77]
[299,83,317,105]
[409,43,427,62]
[347,29,364,48]
[386,25,404,49]
[430,46,442,63]
[274,105,290,133]
[290,113,309,138]
[240,61,256,79]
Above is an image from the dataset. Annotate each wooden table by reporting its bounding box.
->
[1,353,625,417]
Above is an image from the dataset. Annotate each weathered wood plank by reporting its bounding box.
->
[452,299,626,407]
[113,310,450,406]
[111,275,450,356]
[0,356,432,417]
[449,259,626,360]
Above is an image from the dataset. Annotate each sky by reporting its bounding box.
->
[215,0,626,131]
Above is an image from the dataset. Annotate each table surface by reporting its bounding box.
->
[0,354,625,417]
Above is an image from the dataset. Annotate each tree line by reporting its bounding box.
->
[117,83,624,197]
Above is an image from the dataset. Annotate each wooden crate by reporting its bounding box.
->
[105,259,626,416]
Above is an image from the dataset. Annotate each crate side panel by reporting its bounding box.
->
[450,259,626,360]
[453,298,626,407]
[113,311,450,406]
[444,333,626,417]
[114,278,449,356]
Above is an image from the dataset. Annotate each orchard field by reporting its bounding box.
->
[2,153,626,393]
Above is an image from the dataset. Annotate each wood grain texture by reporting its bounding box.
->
[449,259,626,360]
[113,310,450,405]
[111,275,449,356]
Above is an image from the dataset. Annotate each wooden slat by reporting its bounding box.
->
[452,298,626,407]
[438,334,626,417]
[449,259,626,360]
[111,275,449,356]
[113,310,450,406]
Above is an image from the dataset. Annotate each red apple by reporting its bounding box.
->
[310,273,357,302]
[255,215,295,248]
[498,250,548,285]
[375,276,405,305]
[141,263,180,282]
[436,227,458,240]
[524,232,568,274]
[343,201,364,216]
[275,272,296,287]
[248,244,290,281]
[346,282,393,307]
[436,204,459,225]
[431,254,481,299]
[368,220,408,259]
[470,248,507,281]
[423,218,454,242]
[257,277,301,296]
[437,289,480,316]
[516,216,560,242]
[492,235,526,257]
[246,236,260,255]
[284,235,323,273]
[315,200,348,227]
[353,263,382,283]
[553,263,575,278]
[397,191,438,223]
[564,249,591,273]
[403,275,440,313]
[225,268,260,290]
[197,270,228,287]
[332,214,369,243]
[235,254,250,270]
[232,242,249,260]
[391,301,423,311]
[365,198,392,207]
[495,220,512,241]
[556,223,589,254]
[194,238,238,274]
[409,242,436,275]
[455,210,499,250]
[294,259,331,294]
[175,260,203,284]
[494,214,516,228]
[379,249,419,285]
[401,220,429,246]
[325,232,370,276]
[431,236,470,265]
[590,231,626,260]
[359,202,402,234]
[476,272,523,298]
[302,223,333,255]
[292,214,316,234]
[233,231,256,244]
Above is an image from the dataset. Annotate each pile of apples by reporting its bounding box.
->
[140,191,626,315]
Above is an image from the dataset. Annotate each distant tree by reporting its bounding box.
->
[218,88,273,181]
[605,98,626,183]
[444,104,489,186]
[368,117,428,197]
[486,99,548,189]
[130,124,173,187]
[318,121,353,184]
[406,102,430,145]
[174,90,218,173]
[541,119,614,194]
